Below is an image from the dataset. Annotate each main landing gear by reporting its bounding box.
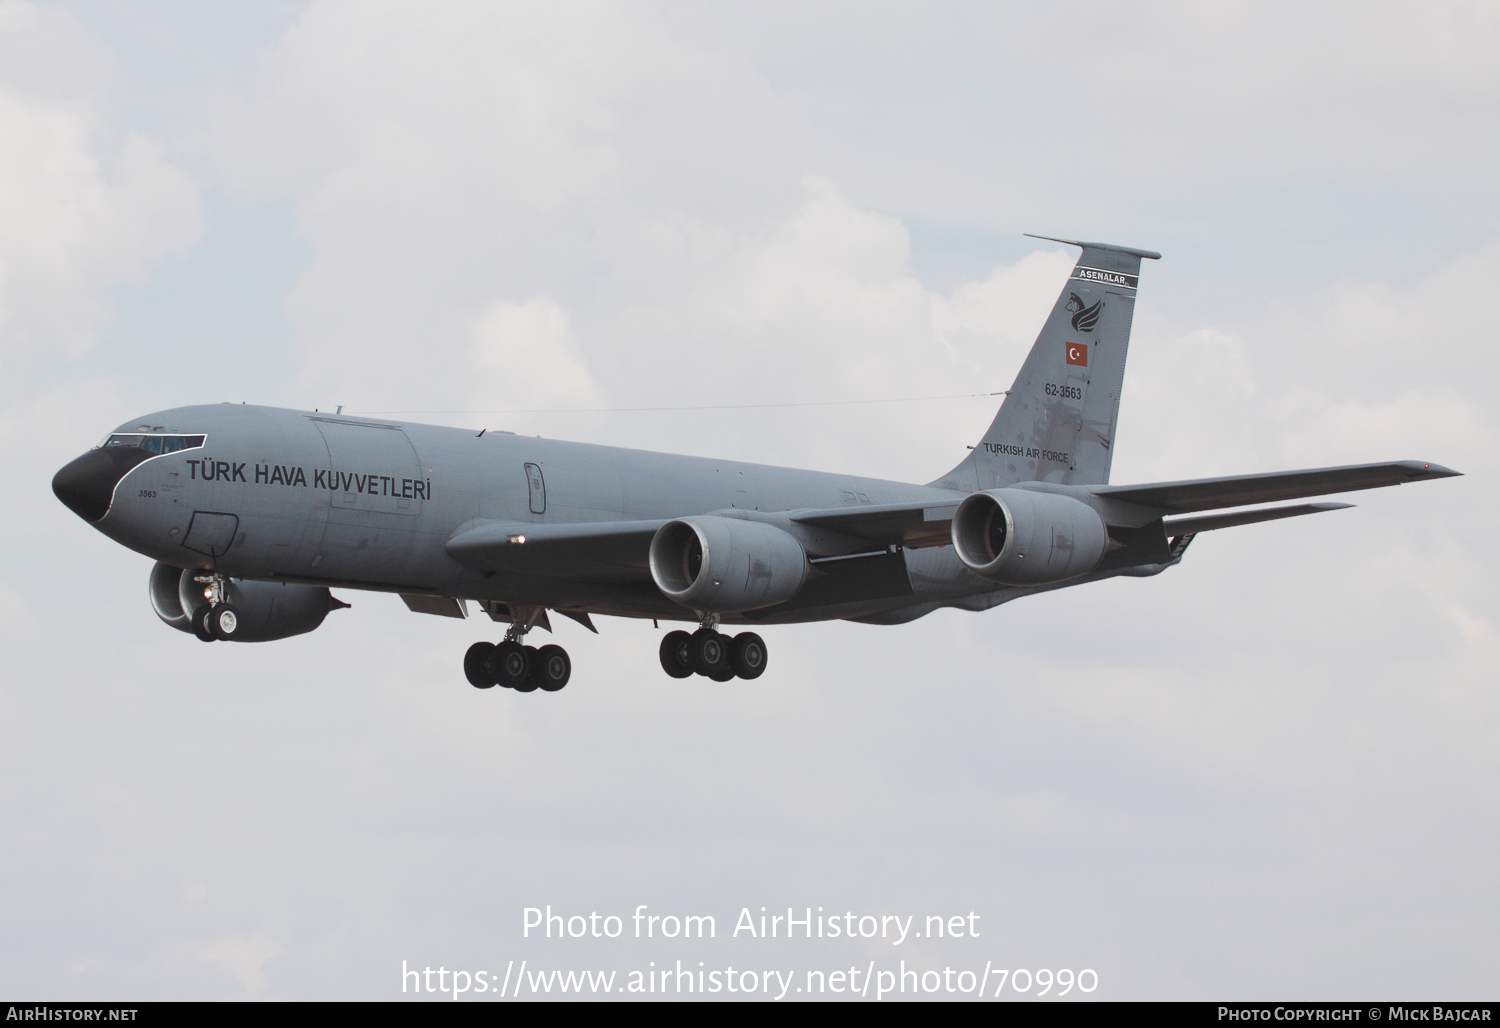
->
[659,615,767,682]
[191,573,241,642]
[463,606,571,693]
[461,610,768,691]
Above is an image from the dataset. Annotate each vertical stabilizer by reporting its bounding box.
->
[934,236,1160,491]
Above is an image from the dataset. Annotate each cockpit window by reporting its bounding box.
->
[102,433,206,453]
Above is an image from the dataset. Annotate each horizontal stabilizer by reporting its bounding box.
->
[446,519,663,580]
[1023,234,1162,260]
[1094,460,1459,513]
[1163,502,1352,536]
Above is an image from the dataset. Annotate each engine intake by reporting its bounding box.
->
[649,516,807,613]
[149,561,340,642]
[951,489,1108,585]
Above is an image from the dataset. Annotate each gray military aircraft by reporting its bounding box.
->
[52,237,1459,693]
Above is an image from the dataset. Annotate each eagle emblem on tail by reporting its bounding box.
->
[1066,292,1103,332]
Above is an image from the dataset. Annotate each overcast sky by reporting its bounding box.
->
[1,0,1496,1001]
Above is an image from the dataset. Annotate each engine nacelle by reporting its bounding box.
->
[648,516,808,613]
[950,488,1108,586]
[149,561,339,642]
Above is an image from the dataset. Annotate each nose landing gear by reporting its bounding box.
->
[208,604,241,640]
[463,606,572,693]
[190,573,241,641]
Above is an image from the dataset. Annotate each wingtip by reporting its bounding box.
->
[1401,460,1462,479]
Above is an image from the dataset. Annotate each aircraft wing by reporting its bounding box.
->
[444,460,1458,578]
[445,519,664,580]
[1092,460,1460,513]
[787,460,1458,549]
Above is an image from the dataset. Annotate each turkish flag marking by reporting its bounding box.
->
[1066,342,1089,367]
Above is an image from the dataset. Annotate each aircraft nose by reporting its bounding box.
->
[53,448,138,523]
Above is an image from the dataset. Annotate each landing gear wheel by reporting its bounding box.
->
[534,644,571,692]
[485,641,531,690]
[208,604,241,641]
[191,606,215,642]
[708,665,736,682]
[691,628,729,677]
[464,642,497,688]
[659,631,695,679]
[512,645,542,692]
[728,632,767,680]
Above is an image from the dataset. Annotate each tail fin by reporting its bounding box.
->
[933,235,1160,491]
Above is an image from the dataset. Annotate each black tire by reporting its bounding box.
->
[534,644,571,692]
[729,632,768,680]
[209,603,241,641]
[191,605,215,642]
[691,628,729,676]
[485,641,531,690]
[464,642,497,689]
[659,631,695,678]
[513,645,542,692]
[708,666,736,682]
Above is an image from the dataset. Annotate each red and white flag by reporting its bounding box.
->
[1065,342,1088,367]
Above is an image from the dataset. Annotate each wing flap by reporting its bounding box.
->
[1162,502,1352,536]
[1094,460,1459,513]
[400,593,468,618]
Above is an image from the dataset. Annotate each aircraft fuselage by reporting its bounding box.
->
[61,402,990,626]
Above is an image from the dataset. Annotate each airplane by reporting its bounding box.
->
[51,236,1459,693]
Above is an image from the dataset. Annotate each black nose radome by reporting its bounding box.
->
[52,447,153,523]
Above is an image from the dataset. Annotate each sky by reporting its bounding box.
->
[1,0,1496,1001]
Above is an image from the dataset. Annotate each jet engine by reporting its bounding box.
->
[950,489,1108,586]
[148,561,341,642]
[649,516,807,613]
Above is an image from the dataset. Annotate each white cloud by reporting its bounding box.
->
[194,933,282,997]
[588,178,952,471]
[0,1,200,368]
[932,247,1075,360]
[467,296,603,416]
[212,1,735,411]
[215,0,679,210]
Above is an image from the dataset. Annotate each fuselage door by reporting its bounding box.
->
[525,463,546,514]
[181,511,240,558]
[312,418,425,516]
